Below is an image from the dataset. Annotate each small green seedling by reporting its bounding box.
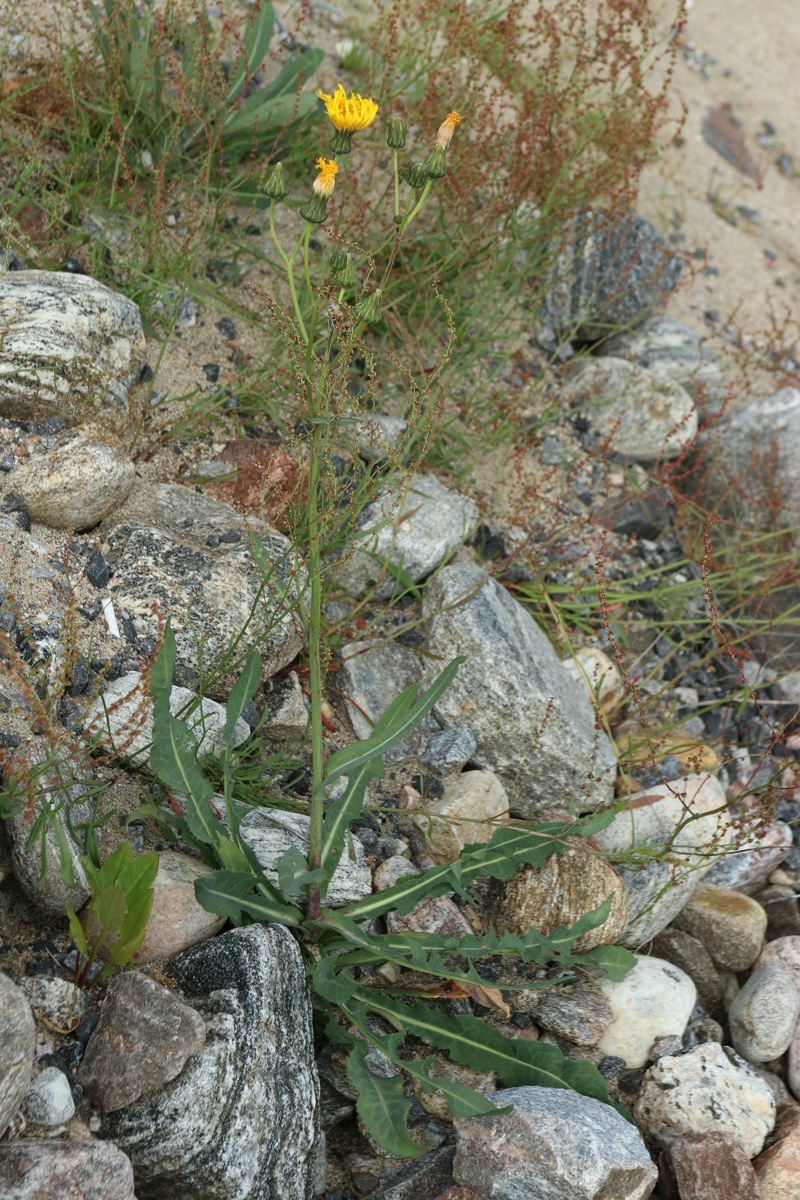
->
[67,842,159,988]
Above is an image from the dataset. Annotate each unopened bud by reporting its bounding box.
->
[329,249,348,273]
[263,161,289,201]
[355,289,383,326]
[400,160,429,189]
[424,143,447,179]
[336,253,357,289]
[386,118,407,149]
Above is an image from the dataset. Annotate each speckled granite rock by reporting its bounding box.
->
[0,973,35,1137]
[238,808,372,907]
[338,637,435,764]
[101,924,320,1200]
[0,1138,136,1200]
[596,955,696,1068]
[0,270,145,422]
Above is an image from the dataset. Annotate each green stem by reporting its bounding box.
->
[401,179,432,233]
[393,149,400,221]
[269,200,308,342]
[302,222,314,310]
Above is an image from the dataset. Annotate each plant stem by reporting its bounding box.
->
[393,149,400,220]
[269,201,308,342]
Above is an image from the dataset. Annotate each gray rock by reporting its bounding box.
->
[650,928,723,1017]
[0,270,145,422]
[18,977,84,1029]
[353,412,408,463]
[0,972,35,1137]
[536,207,682,340]
[338,637,435,763]
[10,422,136,530]
[261,672,308,740]
[563,357,697,463]
[703,822,791,892]
[23,1066,75,1125]
[633,1043,776,1157]
[103,508,303,684]
[410,769,509,863]
[515,984,613,1047]
[373,855,420,890]
[453,1086,657,1199]
[606,316,724,405]
[422,562,616,815]
[727,964,800,1063]
[334,473,479,599]
[102,924,320,1200]
[84,671,250,767]
[77,971,207,1112]
[597,955,696,1069]
[0,1138,136,1200]
[238,808,372,906]
[421,727,477,774]
[372,1146,456,1199]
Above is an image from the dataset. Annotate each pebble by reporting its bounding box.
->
[515,984,613,1046]
[453,1086,657,1200]
[410,770,509,863]
[10,422,135,530]
[703,823,792,893]
[753,1101,800,1198]
[353,412,407,463]
[0,973,35,1137]
[132,851,227,963]
[386,895,474,938]
[260,672,308,740]
[18,977,84,1030]
[727,964,800,1063]
[422,562,616,815]
[372,1146,458,1200]
[422,727,478,775]
[633,1043,776,1157]
[77,970,207,1112]
[754,936,800,1001]
[493,838,628,953]
[596,955,696,1068]
[650,928,723,1017]
[86,549,109,588]
[0,1138,136,1200]
[787,1023,800,1101]
[674,885,768,971]
[334,472,479,599]
[373,856,420,890]
[661,1132,763,1200]
[755,884,800,940]
[22,1066,75,1125]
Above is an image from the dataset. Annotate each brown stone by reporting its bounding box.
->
[387,896,473,939]
[701,107,760,180]
[76,970,206,1113]
[754,885,800,941]
[673,885,767,971]
[0,1138,135,1200]
[132,850,227,963]
[650,927,724,1017]
[754,1102,800,1200]
[660,1132,763,1200]
[206,441,301,531]
[493,838,628,952]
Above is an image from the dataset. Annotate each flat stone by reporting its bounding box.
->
[410,770,509,863]
[0,973,35,1137]
[633,1043,776,1157]
[77,970,206,1113]
[753,1101,800,1199]
[673,886,767,971]
[338,637,434,763]
[387,896,474,939]
[372,1146,456,1200]
[260,672,308,740]
[515,983,613,1047]
[0,270,145,422]
[453,1085,657,1199]
[422,562,616,815]
[701,107,759,178]
[536,207,683,340]
[23,1066,75,1125]
[353,412,408,464]
[650,928,723,1018]
[238,808,372,907]
[728,965,800,1063]
[334,473,479,599]
[661,1132,763,1200]
[18,977,84,1030]
[84,671,250,767]
[492,839,628,952]
[10,422,135,530]
[564,357,697,463]
[596,955,696,1069]
[101,925,320,1200]
[422,727,478,775]
[0,1138,136,1200]
[132,851,227,963]
[607,317,724,404]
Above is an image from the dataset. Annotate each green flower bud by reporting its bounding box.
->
[424,143,447,179]
[355,289,383,326]
[329,128,354,155]
[386,118,407,149]
[298,191,330,225]
[400,160,429,189]
[263,161,289,201]
[329,249,348,273]
[336,253,358,289]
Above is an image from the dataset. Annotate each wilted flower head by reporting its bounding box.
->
[436,111,461,148]
[299,158,339,224]
[317,83,378,153]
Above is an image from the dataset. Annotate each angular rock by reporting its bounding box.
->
[633,1043,776,1157]
[607,316,724,405]
[650,928,724,1017]
[84,671,250,767]
[422,727,478,775]
[561,646,625,713]
[204,441,300,532]
[515,984,613,1046]
[387,896,474,939]
[596,955,696,1068]
[728,965,800,1064]
[0,972,35,1137]
[353,412,408,464]
[239,807,371,906]
[753,1101,800,1199]
[410,770,509,863]
[422,562,616,814]
[492,839,628,952]
[334,473,479,599]
[704,823,792,893]
[338,637,434,763]
[537,207,683,340]
[0,1138,136,1200]
[260,672,308,740]
[18,976,85,1030]
[23,1065,75,1125]
[132,851,227,963]
[453,1085,657,1199]
[673,885,767,971]
[77,970,206,1112]
[0,270,145,422]
[10,422,135,530]
[372,1146,456,1200]
[660,1132,763,1200]
[101,925,320,1200]
[564,357,697,463]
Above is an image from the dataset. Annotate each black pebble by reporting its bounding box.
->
[219,529,240,544]
[202,363,220,382]
[24,961,54,977]
[216,316,236,339]
[206,534,220,548]
[85,549,109,589]
[61,258,87,274]
[72,1011,101,1048]
[139,363,154,383]
[0,454,14,472]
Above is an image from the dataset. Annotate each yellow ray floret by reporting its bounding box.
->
[312,157,339,196]
[317,83,379,133]
[436,111,461,148]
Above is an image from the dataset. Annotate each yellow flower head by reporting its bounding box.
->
[436,111,461,148]
[312,157,339,197]
[317,83,379,133]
